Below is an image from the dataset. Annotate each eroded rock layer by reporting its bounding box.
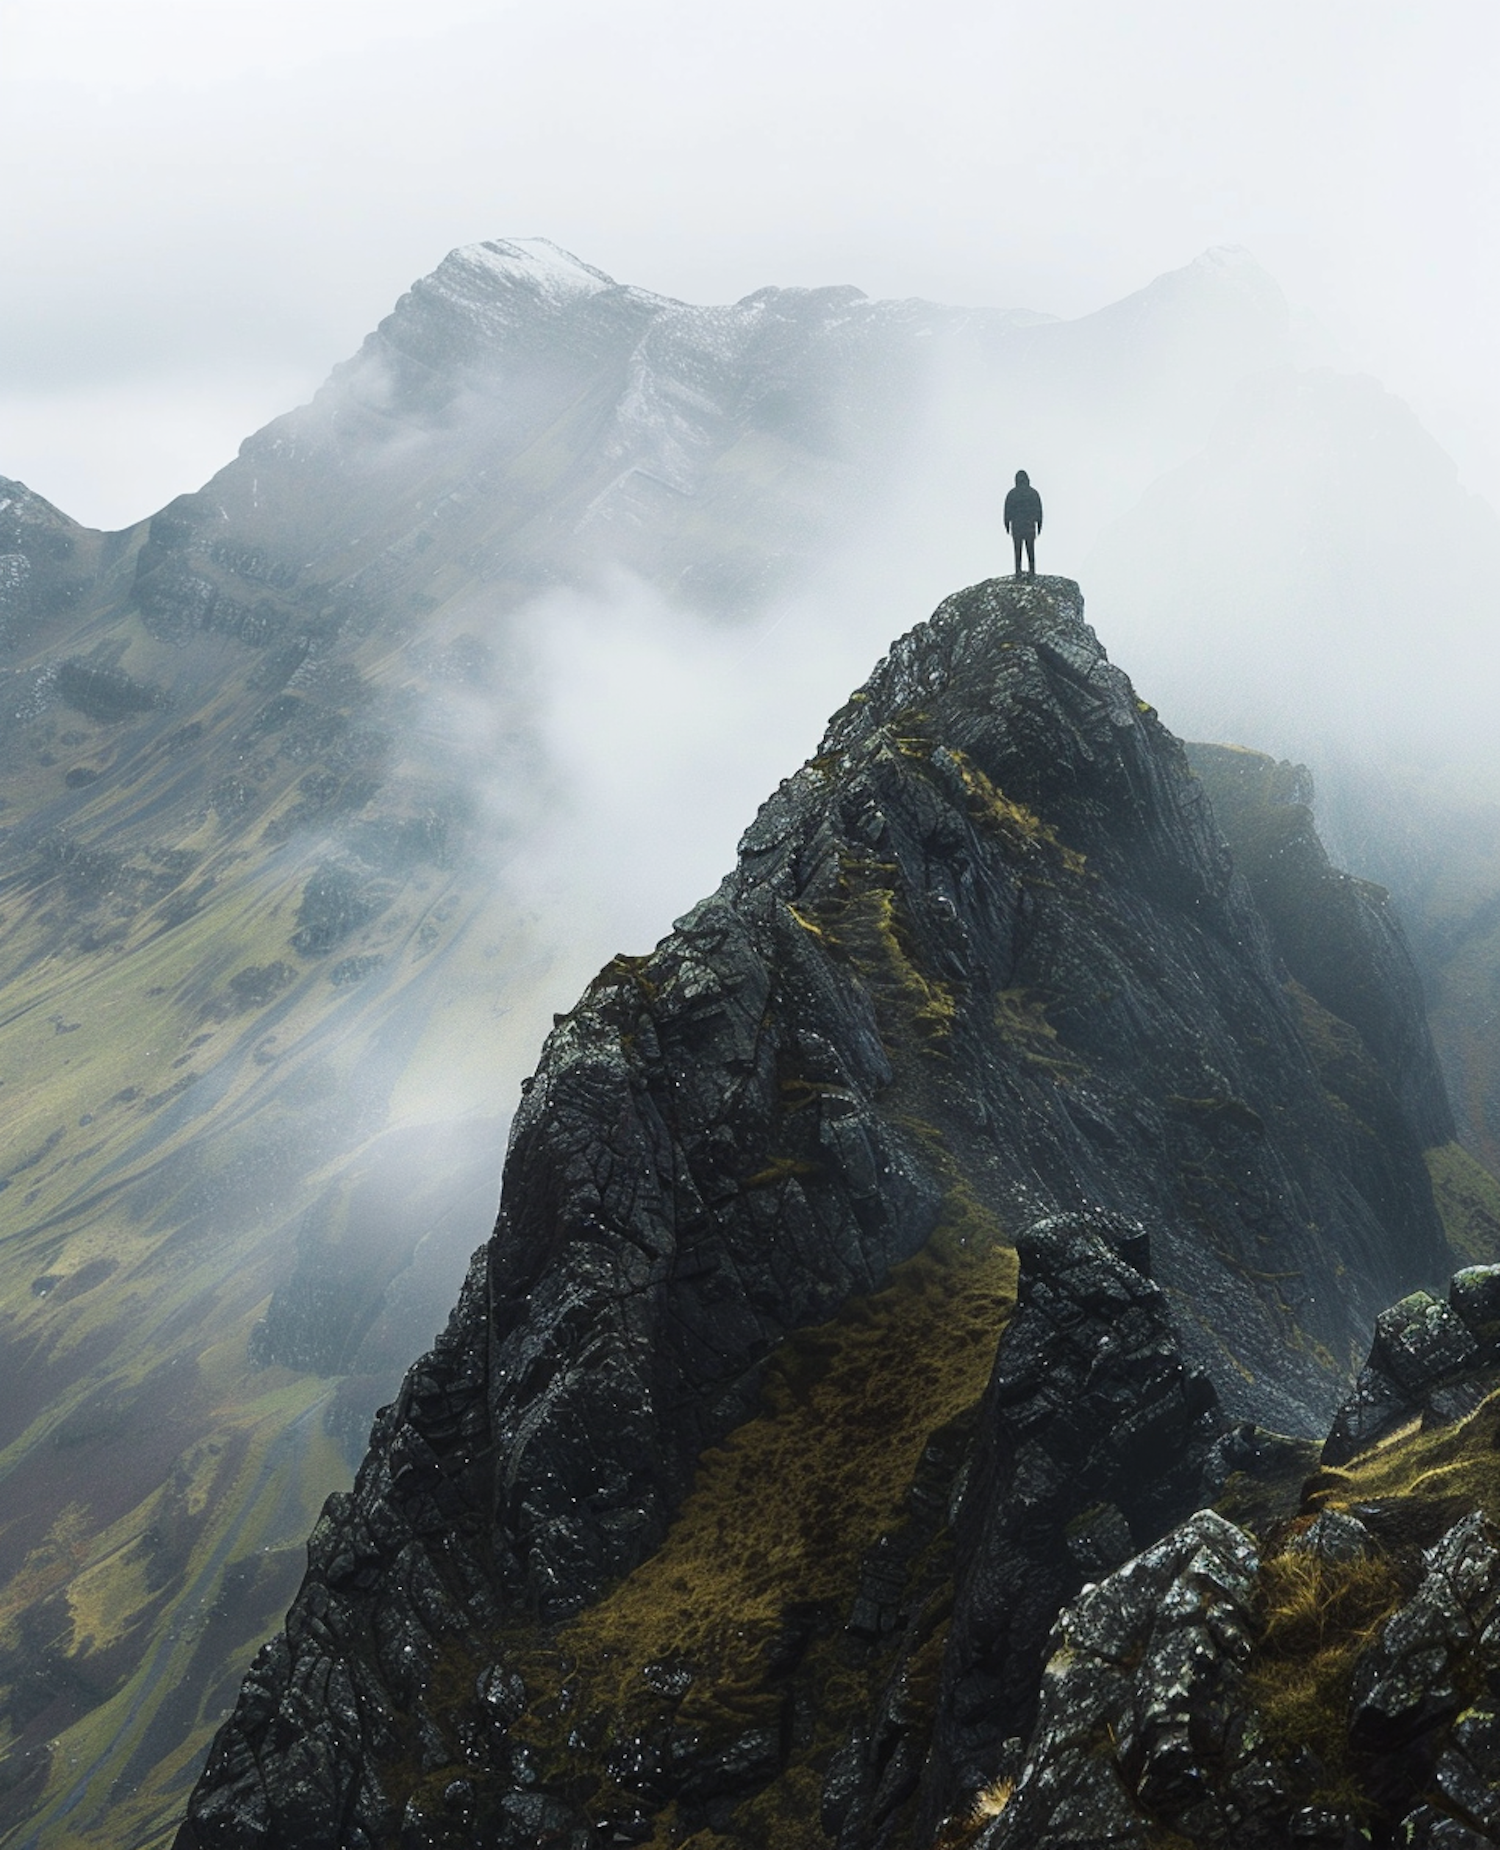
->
[176,577,1456,1848]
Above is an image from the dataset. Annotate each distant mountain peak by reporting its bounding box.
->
[1170,243,1287,309]
[0,474,80,530]
[1190,243,1264,272]
[382,236,646,355]
[459,235,620,301]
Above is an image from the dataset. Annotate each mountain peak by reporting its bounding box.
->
[1167,242,1287,310]
[456,235,620,302]
[1190,242,1264,272]
[176,571,1456,1849]
[376,235,643,361]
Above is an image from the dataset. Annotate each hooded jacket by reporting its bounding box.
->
[1004,474,1043,534]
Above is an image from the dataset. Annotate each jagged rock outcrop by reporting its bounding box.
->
[968,1394,1500,1850]
[969,1499,1500,1850]
[823,1212,1232,1849]
[974,1509,1271,1849]
[176,577,1459,1849]
[1323,1264,1500,1463]
[927,1215,1224,1798]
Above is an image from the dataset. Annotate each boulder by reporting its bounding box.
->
[1350,1512,1500,1758]
[976,1510,1279,1850]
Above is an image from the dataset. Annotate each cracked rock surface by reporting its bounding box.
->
[824,1211,1231,1850]
[969,1502,1500,1850]
[1325,1267,1500,1465]
[975,1509,1268,1850]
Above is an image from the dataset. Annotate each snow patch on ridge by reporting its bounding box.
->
[456,237,619,305]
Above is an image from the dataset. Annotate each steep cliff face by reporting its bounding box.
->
[1305,766,1500,1224]
[0,478,121,648]
[1186,744,1453,1151]
[175,578,1457,1850]
[1187,743,1500,1280]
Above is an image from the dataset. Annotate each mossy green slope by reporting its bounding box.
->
[0,807,526,1844]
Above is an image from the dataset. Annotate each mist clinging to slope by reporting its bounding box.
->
[1089,367,1500,790]
[447,567,925,1038]
[447,248,1500,1084]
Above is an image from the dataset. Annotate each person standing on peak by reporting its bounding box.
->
[1004,469,1043,577]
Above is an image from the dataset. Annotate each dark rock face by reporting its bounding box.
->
[480,898,941,1615]
[927,1214,1223,1803]
[175,578,1457,1849]
[824,1212,1231,1849]
[967,1489,1500,1849]
[1336,1508,1500,1844]
[971,1502,1500,1850]
[1324,1265,1500,1464]
[975,1509,1269,1850]
[1350,1511,1500,1760]
[803,582,1451,1425]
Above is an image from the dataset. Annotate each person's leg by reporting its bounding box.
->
[1012,531,1023,575]
[1024,532,1036,575]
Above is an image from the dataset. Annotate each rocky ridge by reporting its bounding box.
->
[175,577,1460,1849]
[0,240,1340,1847]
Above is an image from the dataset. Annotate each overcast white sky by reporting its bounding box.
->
[1,0,1497,530]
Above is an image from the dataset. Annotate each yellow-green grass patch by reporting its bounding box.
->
[408,1187,1022,1848]
[1246,1542,1404,1790]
